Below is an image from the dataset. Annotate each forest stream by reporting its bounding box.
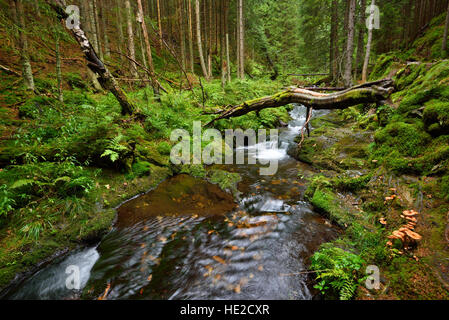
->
[4,105,340,300]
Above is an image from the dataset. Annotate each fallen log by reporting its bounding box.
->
[206,79,394,126]
[298,86,346,91]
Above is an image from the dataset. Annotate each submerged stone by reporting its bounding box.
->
[116,174,237,227]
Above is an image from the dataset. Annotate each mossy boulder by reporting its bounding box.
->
[423,100,449,136]
[373,121,431,157]
[206,169,242,196]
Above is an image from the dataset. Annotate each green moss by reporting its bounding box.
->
[131,161,152,178]
[423,100,449,136]
[373,121,431,157]
[179,164,207,178]
[334,174,372,192]
[440,175,449,200]
[207,169,241,195]
[369,54,395,80]
[156,141,172,155]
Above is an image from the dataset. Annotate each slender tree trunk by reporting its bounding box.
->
[14,0,35,91]
[56,34,63,102]
[178,0,186,70]
[226,32,231,82]
[137,0,163,100]
[221,0,226,88]
[92,0,103,60]
[330,0,338,82]
[188,0,195,73]
[236,0,240,79]
[88,0,99,54]
[442,0,449,55]
[238,0,244,79]
[116,1,125,62]
[195,0,209,80]
[125,0,138,78]
[362,0,375,83]
[343,0,356,87]
[99,0,110,58]
[156,0,163,48]
[207,0,213,78]
[354,0,366,80]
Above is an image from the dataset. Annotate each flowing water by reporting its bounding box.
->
[4,105,339,300]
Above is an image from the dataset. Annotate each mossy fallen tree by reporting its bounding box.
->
[207,79,394,126]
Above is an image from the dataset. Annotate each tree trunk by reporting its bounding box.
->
[98,0,110,58]
[195,0,209,80]
[238,0,244,79]
[116,1,125,63]
[207,79,394,126]
[47,0,136,115]
[88,0,99,54]
[178,0,186,70]
[92,0,103,60]
[226,32,231,82]
[156,0,163,48]
[354,0,366,80]
[343,0,356,87]
[14,0,35,91]
[236,0,240,78]
[188,0,195,74]
[330,0,339,82]
[137,0,163,100]
[443,0,449,55]
[362,0,375,83]
[125,0,138,79]
[55,34,63,102]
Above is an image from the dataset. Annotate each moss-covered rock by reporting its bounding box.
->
[423,100,449,136]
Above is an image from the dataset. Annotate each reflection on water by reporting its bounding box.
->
[4,105,338,300]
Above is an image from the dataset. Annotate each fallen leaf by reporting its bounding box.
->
[213,256,226,264]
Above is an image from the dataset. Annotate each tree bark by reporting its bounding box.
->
[195,0,209,80]
[362,0,375,83]
[343,0,356,87]
[443,0,449,55]
[330,0,338,82]
[47,0,136,115]
[354,0,366,80]
[207,79,394,126]
[238,0,244,79]
[187,0,195,74]
[156,0,163,48]
[136,0,163,100]
[14,0,35,92]
[125,0,138,79]
[55,34,63,102]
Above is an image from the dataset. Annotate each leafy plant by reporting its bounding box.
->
[311,245,366,300]
[101,134,128,163]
